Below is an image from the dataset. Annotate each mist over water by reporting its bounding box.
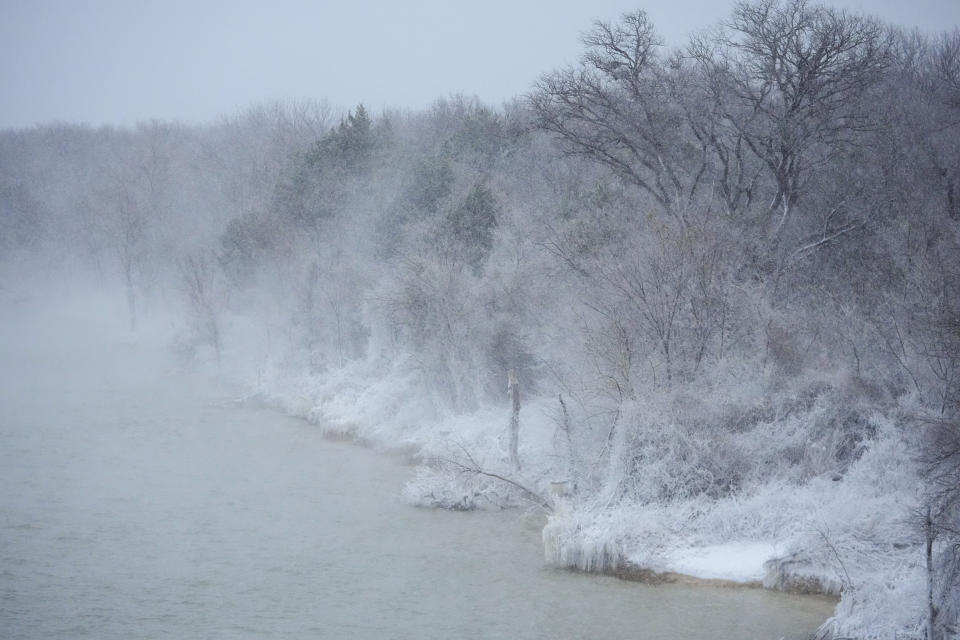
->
[0,286,834,639]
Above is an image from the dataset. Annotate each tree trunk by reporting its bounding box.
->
[508,369,520,471]
[558,393,576,495]
[927,506,939,640]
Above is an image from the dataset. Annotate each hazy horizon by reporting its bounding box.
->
[2,0,959,130]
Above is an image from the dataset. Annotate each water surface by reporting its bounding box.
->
[0,297,835,639]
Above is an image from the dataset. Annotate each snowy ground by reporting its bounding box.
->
[654,542,783,583]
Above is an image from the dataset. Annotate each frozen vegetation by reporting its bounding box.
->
[2,2,959,637]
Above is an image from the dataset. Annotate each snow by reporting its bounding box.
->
[654,542,784,583]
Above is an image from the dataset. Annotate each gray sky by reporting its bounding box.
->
[2,0,959,129]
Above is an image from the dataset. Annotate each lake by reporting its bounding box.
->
[0,296,835,639]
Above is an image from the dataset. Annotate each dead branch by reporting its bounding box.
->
[442,442,552,512]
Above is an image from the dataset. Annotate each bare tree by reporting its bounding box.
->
[179,251,225,362]
[673,51,766,217]
[691,0,893,240]
[84,171,148,330]
[530,11,706,224]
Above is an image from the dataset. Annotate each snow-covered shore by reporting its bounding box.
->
[203,328,933,640]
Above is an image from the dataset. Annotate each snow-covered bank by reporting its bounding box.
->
[539,418,932,638]
[195,318,944,639]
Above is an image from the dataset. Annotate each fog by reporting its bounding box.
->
[2,1,960,638]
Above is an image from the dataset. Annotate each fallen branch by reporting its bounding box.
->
[442,442,553,512]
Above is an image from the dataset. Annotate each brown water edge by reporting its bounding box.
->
[249,395,840,610]
[598,563,840,599]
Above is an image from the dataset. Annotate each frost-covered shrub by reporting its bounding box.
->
[587,381,890,512]
[606,401,747,503]
[402,464,497,511]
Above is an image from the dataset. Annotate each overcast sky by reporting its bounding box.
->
[2,0,959,130]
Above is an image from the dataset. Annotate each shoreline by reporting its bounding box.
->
[217,359,924,638]
[597,562,840,599]
[236,383,843,607]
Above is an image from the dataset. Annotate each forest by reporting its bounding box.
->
[1,1,958,637]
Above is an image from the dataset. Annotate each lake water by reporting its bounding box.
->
[0,296,835,639]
